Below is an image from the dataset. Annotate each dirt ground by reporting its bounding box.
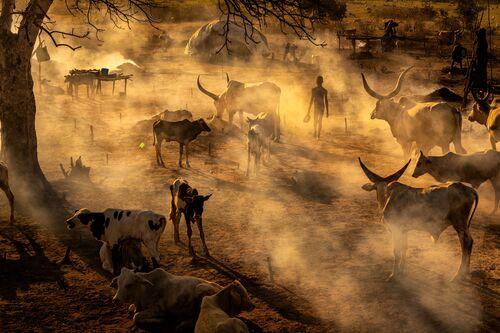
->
[0,18,499,333]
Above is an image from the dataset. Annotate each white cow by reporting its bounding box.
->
[111,267,221,326]
[66,208,166,274]
[195,280,255,333]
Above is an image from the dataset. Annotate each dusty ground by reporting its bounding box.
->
[0,18,499,333]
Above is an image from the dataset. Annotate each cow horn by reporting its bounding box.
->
[226,72,230,83]
[361,74,384,100]
[385,66,413,99]
[358,158,384,183]
[384,159,411,183]
[197,75,219,100]
[471,88,490,103]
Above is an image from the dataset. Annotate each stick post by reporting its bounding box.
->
[345,117,348,135]
[90,125,94,143]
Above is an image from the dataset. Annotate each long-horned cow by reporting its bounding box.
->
[197,74,281,141]
[359,158,478,281]
[469,91,500,150]
[361,67,466,156]
[412,150,500,214]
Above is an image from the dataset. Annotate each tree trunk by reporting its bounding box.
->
[0,34,52,199]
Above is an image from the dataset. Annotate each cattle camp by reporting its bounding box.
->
[1,1,500,332]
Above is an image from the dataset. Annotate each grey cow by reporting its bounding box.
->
[413,150,500,214]
[359,158,478,281]
[152,119,211,167]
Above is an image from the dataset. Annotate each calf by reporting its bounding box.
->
[246,124,271,176]
[469,96,500,150]
[100,238,149,274]
[152,118,211,167]
[247,111,279,142]
[111,267,221,326]
[66,208,167,274]
[195,280,255,333]
[412,150,500,214]
[170,178,212,256]
[0,163,14,223]
[359,158,478,281]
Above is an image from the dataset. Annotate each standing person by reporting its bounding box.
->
[451,41,467,72]
[306,76,329,139]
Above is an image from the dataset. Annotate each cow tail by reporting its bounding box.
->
[467,189,479,228]
[152,124,156,147]
[169,185,176,224]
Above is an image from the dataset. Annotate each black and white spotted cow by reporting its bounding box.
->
[66,208,167,274]
[169,178,212,256]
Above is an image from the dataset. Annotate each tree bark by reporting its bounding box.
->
[0,30,52,199]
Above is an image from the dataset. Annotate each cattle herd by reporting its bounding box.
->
[0,66,498,331]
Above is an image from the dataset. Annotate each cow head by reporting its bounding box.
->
[110,267,154,304]
[66,208,92,229]
[185,193,212,223]
[469,90,492,125]
[218,280,255,316]
[412,151,431,178]
[361,67,412,120]
[196,118,212,133]
[197,75,226,118]
[359,158,411,208]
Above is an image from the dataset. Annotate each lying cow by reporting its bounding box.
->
[111,267,221,326]
[0,163,14,223]
[66,208,167,274]
[246,124,271,176]
[152,118,211,168]
[154,109,193,122]
[469,92,500,150]
[170,178,212,256]
[412,150,500,214]
[195,280,255,333]
[359,158,478,281]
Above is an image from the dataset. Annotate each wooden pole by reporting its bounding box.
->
[124,79,128,96]
[90,125,94,143]
[112,81,116,95]
[106,153,109,165]
[345,117,348,135]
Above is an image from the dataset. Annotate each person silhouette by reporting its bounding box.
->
[306,76,329,139]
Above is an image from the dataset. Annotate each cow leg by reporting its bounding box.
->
[155,142,165,167]
[490,136,497,151]
[133,308,166,326]
[388,229,403,281]
[246,148,251,177]
[185,143,191,168]
[228,112,235,127]
[255,151,260,175]
[196,219,210,256]
[143,241,161,268]
[453,228,473,281]
[1,184,14,223]
[178,144,184,168]
[185,218,195,256]
[239,111,244,130]
[490,177,499,214]
[453,133,467,154]
[400,232,408,275]
[173,211,182,243]
[111,244,121,275]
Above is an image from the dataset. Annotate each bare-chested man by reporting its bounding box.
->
[306,76,329,139]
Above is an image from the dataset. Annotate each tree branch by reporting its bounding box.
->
[0,0,16,32]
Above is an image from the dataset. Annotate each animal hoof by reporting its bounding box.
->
[203,249,210,257]
[189,248,195,257]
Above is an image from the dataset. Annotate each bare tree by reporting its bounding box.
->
[0,0,330,203]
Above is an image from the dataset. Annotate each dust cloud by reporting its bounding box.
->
[23,5,496,332]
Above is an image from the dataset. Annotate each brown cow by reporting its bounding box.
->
[359,158,478,281]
